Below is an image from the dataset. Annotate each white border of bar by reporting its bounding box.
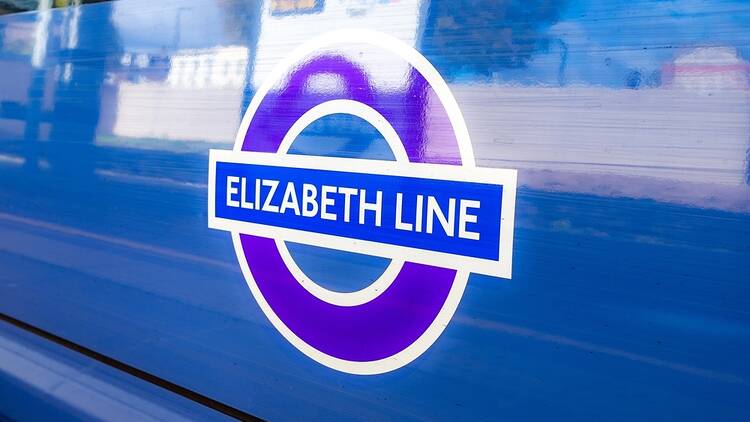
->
[208,149,516,278]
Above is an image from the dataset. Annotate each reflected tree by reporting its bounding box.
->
[421,0,569,80]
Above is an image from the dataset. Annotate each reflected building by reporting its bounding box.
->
[420,0,750,211]
[110,46,249,143]
[6,0,746,211]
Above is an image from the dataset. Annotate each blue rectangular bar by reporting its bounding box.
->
[214,161,503,261]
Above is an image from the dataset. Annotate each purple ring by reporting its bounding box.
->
[239,54,463,362]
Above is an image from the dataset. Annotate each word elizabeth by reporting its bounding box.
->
[225,176,482,240]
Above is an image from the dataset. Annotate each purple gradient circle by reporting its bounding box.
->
[238,52,464,363]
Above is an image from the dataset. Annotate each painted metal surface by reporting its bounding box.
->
[0,319,229,421]
[0,0,749,420]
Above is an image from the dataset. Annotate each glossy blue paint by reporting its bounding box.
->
[0,0,749,420]
[0,319,229,421]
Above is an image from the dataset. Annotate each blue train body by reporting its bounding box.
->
[0,0,749,420]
